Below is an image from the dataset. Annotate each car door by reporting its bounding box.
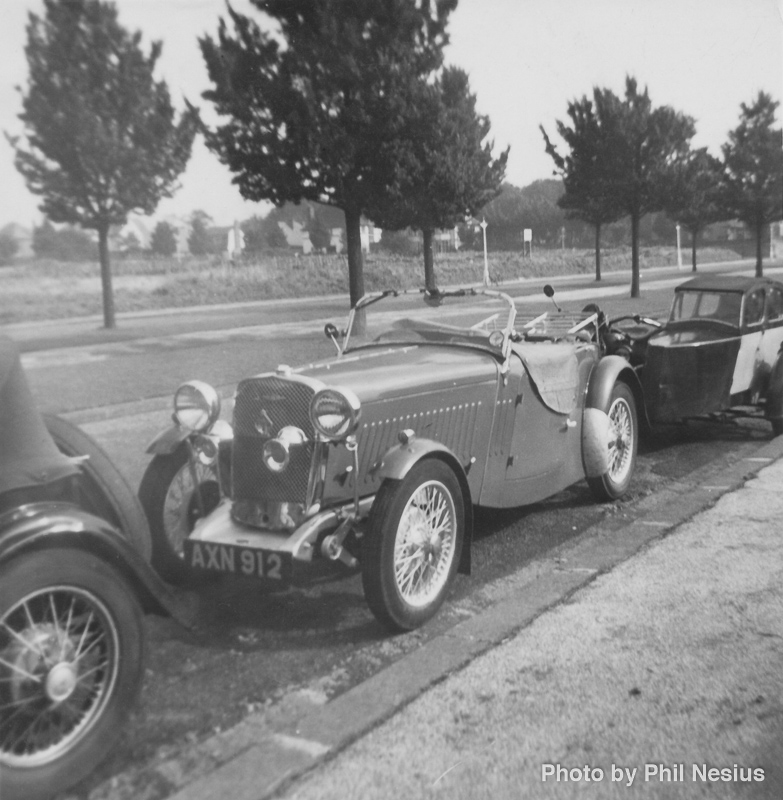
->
[730,287,765,394]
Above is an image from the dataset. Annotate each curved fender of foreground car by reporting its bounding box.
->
[374,438,473,574]
[0,502,196,627]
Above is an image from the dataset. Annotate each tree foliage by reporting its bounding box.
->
[199,0,457,307]
[480,181,567,250]
[371,66,508,289]
[542,77,695,296]
[541,95,624,280]
[150,221,177,257]
[32,219,95,261]
[665,148,726,271]
[188,210,215,256]
[10,0,197,326]
[0,232,18,266]
[721,92,783,276]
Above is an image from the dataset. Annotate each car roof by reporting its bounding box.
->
[675,275,783,294]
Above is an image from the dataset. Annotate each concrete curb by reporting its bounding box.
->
[124,434,783,800]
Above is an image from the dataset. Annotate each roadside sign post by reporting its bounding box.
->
[523,228,532,258]
[676,224,683,269]
[481,218,489,286]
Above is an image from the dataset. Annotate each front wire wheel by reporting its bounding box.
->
[138,444,220,584]
[0,548,144,800]
[362,460,464,632]
[587,381,638,501]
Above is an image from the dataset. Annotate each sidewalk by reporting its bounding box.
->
[109,436,783,800]
[278,455,783,799]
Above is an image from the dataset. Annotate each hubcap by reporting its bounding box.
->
[45,663,78,703]
[394,480,457,608]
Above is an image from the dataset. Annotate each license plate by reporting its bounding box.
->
[185,541,292,582]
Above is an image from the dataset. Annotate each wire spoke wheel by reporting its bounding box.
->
[139,445,221,583]
[586,381,638,502]
[393,481,457,608]
[0,588,118,767]
[362,460,465,632]
[0,548,144,800]
[162,460,219,559]
[607,394,634,485]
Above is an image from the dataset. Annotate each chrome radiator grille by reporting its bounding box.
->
[231,376,315,507]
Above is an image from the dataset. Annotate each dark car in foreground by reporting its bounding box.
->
[636,275,783,435]
[141,286,641,632]
[0,336,188,800]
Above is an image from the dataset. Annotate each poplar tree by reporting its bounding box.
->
[10,0,197,327]
[200,0,457,309]
[371,67,508,291]
[721,92,783,277]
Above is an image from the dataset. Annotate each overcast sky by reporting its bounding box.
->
[1,0,781,229]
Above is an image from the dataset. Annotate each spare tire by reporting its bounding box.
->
[43,414,152,561]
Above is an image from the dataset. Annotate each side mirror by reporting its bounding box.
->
[543,284,561,312]
[324,322,339,340]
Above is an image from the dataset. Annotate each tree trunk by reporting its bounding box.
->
[422,228,436,291]
[344,205,366,307]
[755,222,764,277]
[691,229,698,272]
[630,212,640,298]
[594,223,602,282]
[98,224,115,329]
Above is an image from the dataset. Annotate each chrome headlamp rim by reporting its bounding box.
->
[309,386,361,441]
[173,380,221,433]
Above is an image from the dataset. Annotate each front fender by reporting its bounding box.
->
[0,502,195,627]
[585,355,648,426]
[374,437,473,575]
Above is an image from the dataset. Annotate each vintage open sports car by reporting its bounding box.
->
[140,286,642,631]
[634,275,783,435]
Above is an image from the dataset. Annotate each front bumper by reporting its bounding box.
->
[188,496,375,563]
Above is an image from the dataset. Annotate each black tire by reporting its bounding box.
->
[586,382,638,501]
[0,548,145,800]
[43,414,152,562]
[361,459,464,632]
[138,444,221,584]
[771,419,783,437]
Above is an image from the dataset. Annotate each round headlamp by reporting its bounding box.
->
[309,387,361,440]
[173,381,221,433]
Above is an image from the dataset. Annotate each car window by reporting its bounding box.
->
[670,291,741,325]
[743,289,765,327]
[766,288,783,322]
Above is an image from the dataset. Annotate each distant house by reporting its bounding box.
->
[772,221,783,259]
[0,223,34,258]
[277,220,314,254]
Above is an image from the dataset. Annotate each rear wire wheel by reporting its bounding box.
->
[0,548,144,800]
[587,381,638,501]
